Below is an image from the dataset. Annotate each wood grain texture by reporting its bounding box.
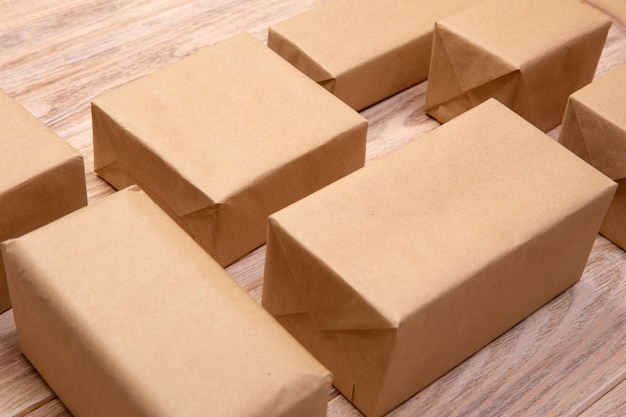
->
[0,1,625,416]
[23,399,70,417]
[580,379,626,416]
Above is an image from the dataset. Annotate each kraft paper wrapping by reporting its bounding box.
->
[0,89,86,313]
[262,99,616,417]
[559,64,626,249]
[425,0,611,132]
[2,186,331,417]
[92,33,367,267]
[585,0,626,25]
[268,0,480,111]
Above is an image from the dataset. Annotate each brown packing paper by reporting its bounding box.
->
[2,186,331,417]
[0,90,86,313]
[585,0,626,25]
[558,64,626,249]
[262,99,616,417]
[425,0,611,132]
[268,0,481,111]
[93,32,367,267]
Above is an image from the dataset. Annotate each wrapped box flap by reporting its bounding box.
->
[268,217,397,331]
[426,22,520,109]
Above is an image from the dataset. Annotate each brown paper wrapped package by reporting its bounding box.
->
[425,0,611,132]
[268,0,480,111]
[0,90,86,313]
[262,99,616,417]
[2,186,331,417]
[559,64,626,250]
[92,32,367,267]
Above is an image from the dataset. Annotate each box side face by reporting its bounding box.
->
[0,156,87,241]
[91,101,213,216]
[600,179,626,250]
[4,188,330,417]
[332,33,432,110]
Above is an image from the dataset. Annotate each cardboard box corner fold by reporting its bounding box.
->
[263,99,616,417]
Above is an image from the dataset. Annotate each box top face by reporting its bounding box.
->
[93,33,365,202]
[3,187,328,415]
[270,0,478,77]
[0,90,80,192]
[572,64,626,128]
[437,0,611,67]
[271,99,614,324]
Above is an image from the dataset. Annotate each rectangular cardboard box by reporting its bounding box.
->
[268,0,480,111]
[425,0,611,132]
[559,64,626,249]
[93,32,367,267]
[0,90,87,313]
[2,186,331,417]
[262,99,616,417]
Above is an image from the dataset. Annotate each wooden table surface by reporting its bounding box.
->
[1,1,625,416]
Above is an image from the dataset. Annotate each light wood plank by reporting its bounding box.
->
[580,379,626,416]
[23,399,70,417]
